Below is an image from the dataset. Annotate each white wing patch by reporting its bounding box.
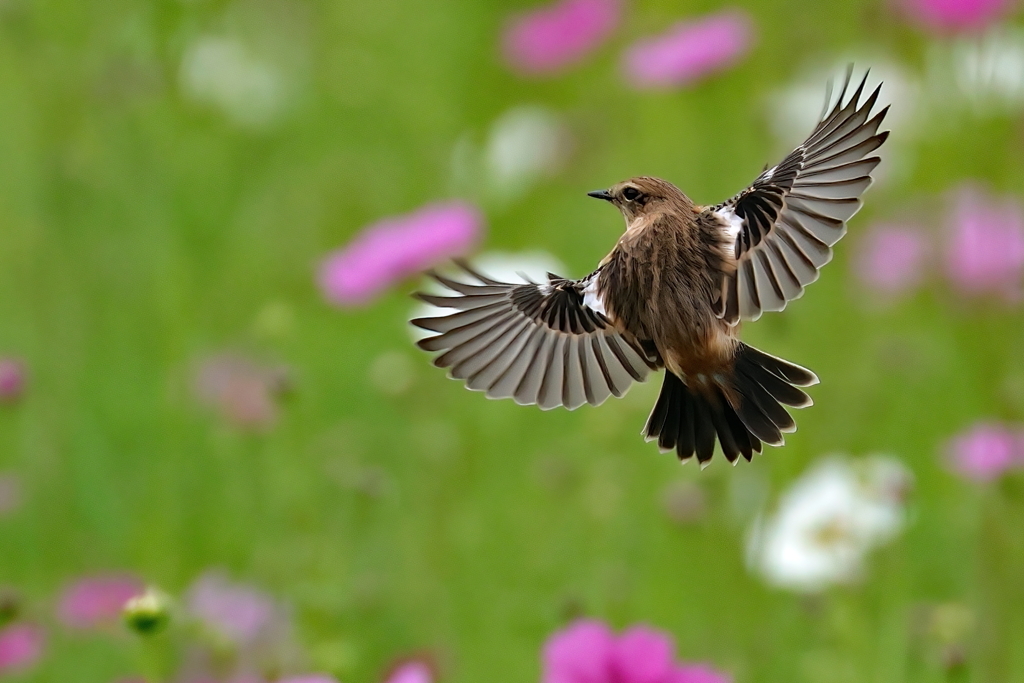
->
[714,206,744,251]
[582,277,607,317]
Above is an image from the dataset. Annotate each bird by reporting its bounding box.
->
[410,68,889,467]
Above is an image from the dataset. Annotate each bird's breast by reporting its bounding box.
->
[599,219,734,367]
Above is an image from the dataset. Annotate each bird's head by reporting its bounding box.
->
[587,176,692,222]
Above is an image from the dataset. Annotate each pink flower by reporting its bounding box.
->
[186,571,278,645]
[944,186,1024,299]
[194,353,290,432]
[384,661,433,683]
[947,422,1024,481]
[502,0,621,76]
[898,0,1012,33]
[621,10,753,89]
[0,624,44,672]
[672,666,733,683]
[542,620,731,683]
[57,573,145,629]
[319,202,482,306]
[278,677,339,683]
[854,224,929,296]
[0,358,25,403]
[0,474,20,517]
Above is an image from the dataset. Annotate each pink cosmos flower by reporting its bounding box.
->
[186,572,278,645]
[502,0,621,76]
[194,353,290,432]
[319,202,482,306]
[542,620,731,683]
[0,624,44,672]
[946,421,1024,481]
[944,186,1024,299]
[0,358,25,403]
[622,10,754,89]
[0,474,20,517]
[384,661,433,683]
[854,224,929,296]
[898,0,1012,33]
[672,666,734,683]
[57,573,145,629]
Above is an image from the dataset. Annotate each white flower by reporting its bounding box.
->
[180,36,286,128]
[485,106,569,202]
[451,106,570,206]
[746,455,911,592]
[769,61,919,149]
[408,250,567,340]
[927,29,1024,115]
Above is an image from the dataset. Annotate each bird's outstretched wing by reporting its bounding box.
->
[411,262,654,410]
[708,67,890,324]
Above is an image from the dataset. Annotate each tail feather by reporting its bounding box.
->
[644,382,672,450]
[725,406,761,459]
[737,344,819,386]
[736,397,785,446]
[742,362,813,408]
[741,377,796,435]
[644,372,754,466]
[676,393,695,460]
[706,397,740,463]
[692,398,716,464]
[642,342,814,466]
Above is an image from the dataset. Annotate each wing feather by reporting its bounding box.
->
[412,263,653,410]
[708,66,889,323]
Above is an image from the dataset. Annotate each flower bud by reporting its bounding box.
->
[122,589,170,636]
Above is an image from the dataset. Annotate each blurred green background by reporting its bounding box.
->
[1,0,1024,681]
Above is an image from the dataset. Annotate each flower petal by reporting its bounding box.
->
[542,619,615,683]
[612,625,675,683]
[946,421,1022,481]
[0,624,44,672]
[502,0,621,76]
[898,0,1011,33]
[622,10,754,89]
[319,202,482,306]
[944,185,1024,299]
[668,663,733,683]
[853,224,929,297]
[186,570,279,645]
[384,661,433,683]
[57,574,145,629]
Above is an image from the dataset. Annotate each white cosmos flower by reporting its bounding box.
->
[926,29,1024,115]
[746,454,912,592]
[408,250,567,341]
[485,106,569,202]
[451,106,570,206]
[180,35,286,129]
[769,60,918,147]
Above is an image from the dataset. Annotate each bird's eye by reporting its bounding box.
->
[621,186,641,202]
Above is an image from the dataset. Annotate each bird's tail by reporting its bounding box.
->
[642,342,818,466]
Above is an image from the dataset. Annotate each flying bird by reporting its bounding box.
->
[411,69,889,467]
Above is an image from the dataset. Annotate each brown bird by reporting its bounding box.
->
[411,69,889,466]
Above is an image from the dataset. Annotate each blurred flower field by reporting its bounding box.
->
[2,0,1024,681]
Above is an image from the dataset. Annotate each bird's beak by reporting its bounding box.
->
[587,189,614,202]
